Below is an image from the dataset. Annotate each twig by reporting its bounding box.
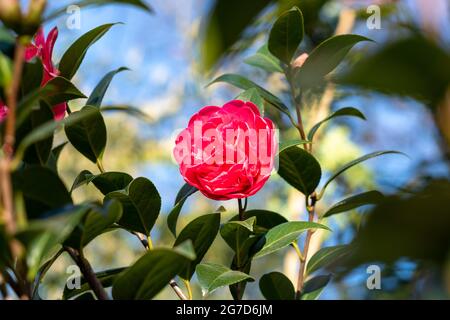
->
[64,246,109,300]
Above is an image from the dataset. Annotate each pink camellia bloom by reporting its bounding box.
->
[25,27,66,120]
[174,100,277,200]
[0,100,7,122]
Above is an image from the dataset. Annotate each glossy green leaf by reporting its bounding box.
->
[322,191,385,218]
[13,166,72,219]
[100,105,153,123]
[244,44,283,73]
[236,88,265,115]
[307,107,366,141]
[87,67,129,107]
[112,247,194,300]
[296,34,373,89]
[307,245,351,275]
[174,213,221,280]
[278,139,310,155]
[63,267,126,300]
[196,263,254,296]
[319,151,405,198]
[254,221,330,259]
[64,200,123,249]
[105,177,161,236]
[46,142,68,173]
[208,73,293,120]
[42,76,86,106]
[241,210,288,233]
[278,145,322,195]
[167,183,198,237]
[301,274,331,300]
[46,0,153,20]
[0,51,12,87]
[268,7,304,64]
[259,272,295,300]
[220,216,256,252]
[59,24,117,80]
[71,170,133,195]
[65,106,107,164]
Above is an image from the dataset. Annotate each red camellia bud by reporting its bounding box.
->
[174,100,277,200]
[0,100,8,122]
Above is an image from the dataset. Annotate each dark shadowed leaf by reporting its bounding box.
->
[301,274,331,300]
[46,142,68,173]
[254,221,330,259]
[296,34,373,89]
[259,272,295,300]
[174,213,221,280]
[59,24,117,80]
[13,166,72,219]
[308,107,366,141]
[42,77,86,106]
[105,177,161,235]
[322,191,385,218]
[307,245,351,275]
[196,263,254,296]
[278,139,310,155]
[268,7,304,64]
[220,216,256,252]
[244,44,283,73]
[278,145,321,195]
[65,106,107,164]
[87,67,129,107]
[319,151,404,198]
[63,267,126,300]
[112,246,195,300]
[167,183,198,237]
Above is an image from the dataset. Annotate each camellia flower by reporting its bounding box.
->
[0,100,7,122]
[25,27,66,120]
[174,100,277,200]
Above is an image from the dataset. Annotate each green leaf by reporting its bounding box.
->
[0,51,12,88]
[87,67,129,108]
[220,216,256,252]
[173,213,221,280]
[296,34,373,89]
[236,88,265,115]
[167,183,198,237]
[45,0,153,20]
[21,59,43,93]
[42,76,86,106]
[307,107,366,141]
[105,177,161,236]
[16,205,89,280]
[278,145,322,195]
[65,106,107,164]
[14,105,100,165]
[319,151,405,198]
[307,245,351,275]
[0,225,11,271]
[64,200,123,249]
[242,210,288,232]
[268,7,304,64]
[71,171,133,194]
[244,44,283,73]
[322,191,385,218]
[259,272,295,300]
[100,105,152,123]
[208,73,293,121]
[301,274,331,300]
[63,267,126,300]
[196,263,254,296]
[70,170,95,193]
[278,139,310,155]
[112,247,194,300]
[254,221,330,259]
[13,166,72,219]
[59,24,117,80]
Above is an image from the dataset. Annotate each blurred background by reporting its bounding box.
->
[31,0,449,299]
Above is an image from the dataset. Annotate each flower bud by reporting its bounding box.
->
[22,0,47,36]
[0,0,22,31]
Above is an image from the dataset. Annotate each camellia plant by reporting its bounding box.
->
[0,1,403,300]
